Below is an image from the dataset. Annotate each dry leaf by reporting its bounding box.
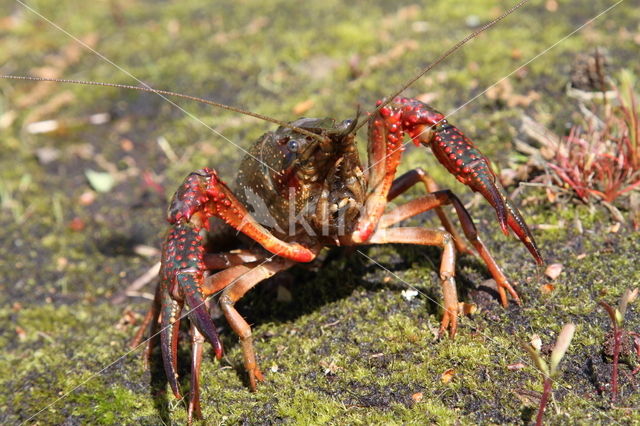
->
[510,48,523,60]
[79,191,96,206]
[411,392,423,403]
[35,147,61,165]
[545,0,558,12]
[513,388,542,407]
[56,257,68,271]
[293,99,314,115]
[530,335,542,353]
[440,368,455,384]
[115,308,140,331]
[15,326,27,341]
[319,359,341,375]
[69,217,85,232]
[85,169,115,193]
[540,283,555,295]
[507,362,526,371]
[458,302,477,315]
[608,222,621,233]
[132,245,160,258]
[401,289,419,301]
[120,138,134,152]
[545,263,563,280]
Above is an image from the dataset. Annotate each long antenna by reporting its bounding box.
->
[2,0,529,139]
[0,74,326,142]
[353,0,531,133]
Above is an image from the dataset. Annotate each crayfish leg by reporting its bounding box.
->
[188,323,205,424]
[366,227,458,337]
[440,275,458,338]
[381,169,521,307]
[213,259,293,389]
[386,168,472,255]
[159,280,184,399]
[130,281,161,368]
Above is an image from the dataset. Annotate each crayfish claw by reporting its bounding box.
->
[155,218,225,406]
[499,183,544,265]
[469,170,543,265]
[159,289,183,399]
[179,273,223,359]
[424,118,543,265]
[464,159,510,235]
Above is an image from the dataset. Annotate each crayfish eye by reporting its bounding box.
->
[286,139,300,153]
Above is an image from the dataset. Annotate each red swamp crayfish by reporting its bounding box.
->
[132,95,543,420]
[2,0,544,422]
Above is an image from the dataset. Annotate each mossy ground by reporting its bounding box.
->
[1,0,639,424]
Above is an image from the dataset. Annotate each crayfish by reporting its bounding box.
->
[127,97,543,421]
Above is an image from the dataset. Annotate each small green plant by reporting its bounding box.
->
[599,288,639,402]
[523,323,576,426]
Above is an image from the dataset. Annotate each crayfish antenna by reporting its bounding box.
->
[0,74,326,143]
[354,0,531,133]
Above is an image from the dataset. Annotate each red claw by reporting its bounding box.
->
[152,166,319,414]
[159,222,225,400]
[390,97,544,265]
[429,122,543,265]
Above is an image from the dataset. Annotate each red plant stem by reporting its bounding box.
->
[535,377,553,426]
[632,333,640,375]
[612,324,621,402]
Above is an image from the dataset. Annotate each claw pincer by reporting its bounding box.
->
[160,169,223,398]
[390,97,543,264]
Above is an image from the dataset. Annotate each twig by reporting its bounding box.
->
[111,261,161,304]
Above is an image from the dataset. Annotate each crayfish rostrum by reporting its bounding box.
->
[130,96,543,421]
